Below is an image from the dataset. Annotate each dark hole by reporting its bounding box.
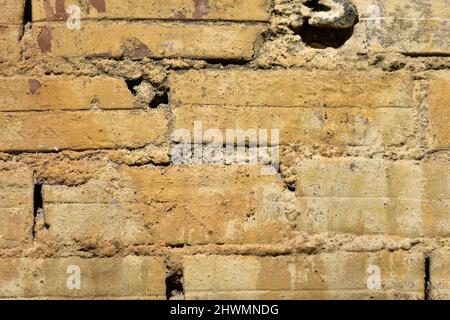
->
[303,0,331,12]
[287,184,296,192]
[33,184,43,215]
[33,184,43,238]
[424,256,431,300]
[24,0,32,26]
[295,21,355,49]
[150,90,169,108]
[203,58,249,66]
[125,78,142,96]
[166,269,184,300]
[20,0,33,40]
[169,243,185,248]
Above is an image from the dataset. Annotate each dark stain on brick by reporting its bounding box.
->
[130,44,153,59]
[37,26,52,53]
[28,79,42,95]
[89,0,106,13]
[44,0,68,20]
[43,0,55,19]
[132,44,154,59]
[123,40,154,60]
[193,0,211,19]
[173,10,187,19]
[54,0,67,18]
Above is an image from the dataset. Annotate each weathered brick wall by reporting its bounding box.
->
[0,0,448,300]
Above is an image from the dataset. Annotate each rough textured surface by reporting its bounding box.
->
[32,0,271,21]
[184,252,424,299]
[0,0,448,300]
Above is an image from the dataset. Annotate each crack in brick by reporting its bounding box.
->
[32,184,43,239]
[23,0,32,26]
[424,256,431,300]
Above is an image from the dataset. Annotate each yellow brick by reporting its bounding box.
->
[187,290,422,300]
[0,25,22,62]
[0,77,135,111]
[32,0,270,22]
[354,0,450,19]
[0,110,168,152]
[173,106,414,147]
[32,22,264,59]
[347,1,449,54]
[42,165,291,245]
[0,256,166,298]
[169,70,414,108]
[295,198,449,237]
[349,20,449,54]
[0,169,34,249]
[431,250,450,300]
[170,69,414,148]
[0,0,24,24]
[295,157,450,237]
[183,252,424,300]
[297,159,422,198]
[428,72,450,149]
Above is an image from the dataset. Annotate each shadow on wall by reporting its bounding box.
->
[294,0,359,49]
